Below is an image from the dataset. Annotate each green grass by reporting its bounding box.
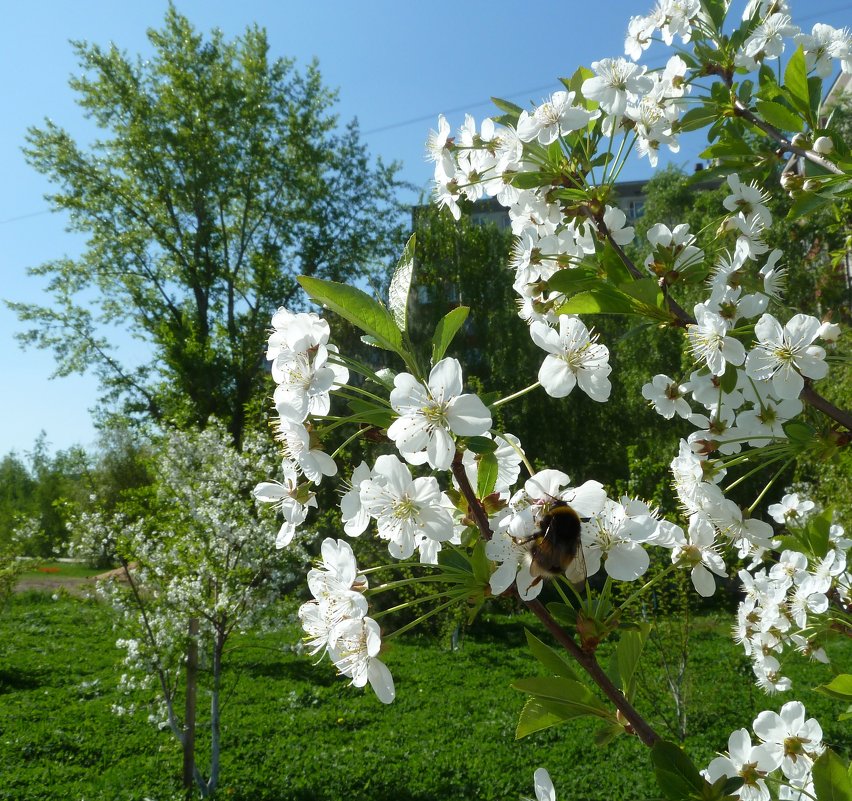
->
[0,592,848,801]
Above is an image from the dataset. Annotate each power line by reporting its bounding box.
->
[0,209,53,225]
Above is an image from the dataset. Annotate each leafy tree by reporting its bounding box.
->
[11,7,406,445]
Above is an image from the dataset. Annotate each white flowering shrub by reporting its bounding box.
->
[80,420,305,798]
[256,2,851,799]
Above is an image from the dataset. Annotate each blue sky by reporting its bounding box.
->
[2,1,850,456]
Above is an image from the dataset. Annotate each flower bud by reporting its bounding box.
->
[790,132,810,148]
[817,321,841,342]
[803,177,825,192]
[780,172,802,192]
[813,136,833,154]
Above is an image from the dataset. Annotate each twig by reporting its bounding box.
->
[732,100,844,176]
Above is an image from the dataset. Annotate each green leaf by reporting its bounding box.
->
[298,276,405,359]
[513,677,614,738]
[720,361,739,395]
[547,266,601,296]
[465,436,497,455]
[615,626,649,702]
[593,723,625,747]
[816,674,852,702]
[754,100,804,132]
[431,306,469,365]
[651,740,705,801]
[783,46,811,122]
[491,96,524,116]
[812,749,852,801]
[678,104,719,133]
[787,192,834,221]
[557,287,637,316]
[808,76,824,121]
[511,172,550,190]
[619,277,664,310]
[806,507,832,558]
[388,234,415,333]
[702,0,728,30]
[524,629,580,681]
[782,420,814,443]
[476,452,499,499]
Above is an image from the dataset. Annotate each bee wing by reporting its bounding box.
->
[563,546,587,587]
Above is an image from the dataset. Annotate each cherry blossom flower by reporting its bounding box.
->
[516,91,597,146]
[328,617,395,704]
[687,306,746,377]
[704,728,781,801]
[253,468,315,547]
[582,58,652,117]
[672,513,728,596]
[642,374,692,419]
[745,314,828,400]
[767,494,815,526]
[753,702,824,780]
[583,497,658,581]
[530,316,612,401]
[387,358,492,470]
[359,455,454,560]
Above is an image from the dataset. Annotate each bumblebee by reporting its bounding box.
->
[514,501,585,584]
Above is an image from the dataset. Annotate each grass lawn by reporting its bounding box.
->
[0,591,848,801]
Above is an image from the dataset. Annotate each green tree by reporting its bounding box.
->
[411,203,684,505]
[11,7,406,445]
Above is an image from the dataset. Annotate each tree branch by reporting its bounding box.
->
[800,385,852,432]
[525,598,661,748]
[450,448,662,748]
[732,100,844,176]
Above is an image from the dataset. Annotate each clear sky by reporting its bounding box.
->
[2,1,850,456]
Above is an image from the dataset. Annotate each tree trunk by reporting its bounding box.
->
[183,617,200,798]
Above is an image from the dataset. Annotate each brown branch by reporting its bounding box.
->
[800,385,852,432]
[451,448,662,748]
[450,451,494,540]
[525,598,661,748]
[581,206,693,327]
[732,100,844,176]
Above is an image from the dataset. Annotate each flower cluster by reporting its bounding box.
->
[735,514,849,692]
[704,701,825,801]
[298,538,394,704]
